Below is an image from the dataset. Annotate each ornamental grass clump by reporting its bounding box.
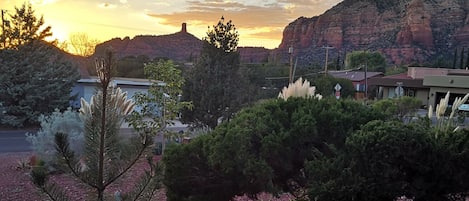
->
[429,91,469,135]
[278,77,322,100]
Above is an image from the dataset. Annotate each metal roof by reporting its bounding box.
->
[328,71,384,82]
[77,77,165,86]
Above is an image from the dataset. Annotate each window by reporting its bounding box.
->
[408,89,415,97]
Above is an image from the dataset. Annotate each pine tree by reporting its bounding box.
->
[182,16,244,129]
[0,3,79,127]
[1,2,52,49]
[0,44,79,127]
[31,49,163,201]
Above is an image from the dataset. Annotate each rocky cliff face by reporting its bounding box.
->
[277,0,469,65]
[93,23,270,64]
[93,24,202,62]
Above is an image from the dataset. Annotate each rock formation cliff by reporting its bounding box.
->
[93,23,202,62]
[93,23,270,64]
[277,0,469,66]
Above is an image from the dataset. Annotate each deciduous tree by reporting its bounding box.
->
[129,59,192,155]
[67,32,100,56]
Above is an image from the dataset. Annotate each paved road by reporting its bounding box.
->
[0,125,187,153]
[0,130,34,153]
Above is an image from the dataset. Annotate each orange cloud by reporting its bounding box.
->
[146,0,341,48]
[4,0,342,49]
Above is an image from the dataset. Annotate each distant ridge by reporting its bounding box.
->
[92,23,271,64]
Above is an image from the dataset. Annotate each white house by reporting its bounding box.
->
[70,77,158,109]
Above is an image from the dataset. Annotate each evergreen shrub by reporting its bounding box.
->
[26,108,84,168]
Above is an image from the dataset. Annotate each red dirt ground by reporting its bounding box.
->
[0,152,294,201]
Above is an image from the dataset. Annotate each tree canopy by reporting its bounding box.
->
[164,97,384,200]
[306,119,469,201]
[164,92,469,200]
[182,17,247,129]
[67,32,100,56]
[0,43,79,127]
[345,51,386,72]
[311,75,355,99]
[205,16,239,53]
[1,3,52,49]
[0,3,79,127]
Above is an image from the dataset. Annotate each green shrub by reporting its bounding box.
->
[26,108,84,168]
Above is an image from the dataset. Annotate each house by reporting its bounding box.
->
[70,77,161,109]
[328,70,384,99]
[368,67,469,108]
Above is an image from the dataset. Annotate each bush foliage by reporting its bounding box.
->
[26,108,84,167]
[163,97,383,200]
[164,94,469,200]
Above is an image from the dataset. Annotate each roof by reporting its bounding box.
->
[368,68,469,88]
[382,73,411,79]
[328,71,384,82]
[368,72,424,88]
[77,77,165,87]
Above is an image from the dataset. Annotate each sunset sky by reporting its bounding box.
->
[1,0,342,49]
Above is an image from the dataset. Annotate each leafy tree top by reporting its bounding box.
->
[345,51,386,72]
[205,16,239,53]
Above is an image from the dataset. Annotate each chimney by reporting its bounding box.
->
[181,23,187,33]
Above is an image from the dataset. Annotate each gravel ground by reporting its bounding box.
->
[0,152,294,201]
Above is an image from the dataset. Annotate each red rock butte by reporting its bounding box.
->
[276,0,469,65]
[92,22,271,64]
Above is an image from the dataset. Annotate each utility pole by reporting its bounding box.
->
[359,43,370,99]
[322,45,334,76]
[288,44,293,83]
[364,50,368,99]
[1,9,6,48]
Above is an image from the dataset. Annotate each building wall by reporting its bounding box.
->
[424,76,469,88]
[424,75,469,106]
[73,78,151,109]
[428,87,469,107]
[374,68,469,108]
[71,83,96,109]
[408,67,448,79]
[117,85,148,100]
[415,89,430,107]
[381,86,429,108]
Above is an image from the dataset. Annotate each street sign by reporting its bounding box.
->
[395,86,404,97]
[334,83,342,91]
[335,91,341,99]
